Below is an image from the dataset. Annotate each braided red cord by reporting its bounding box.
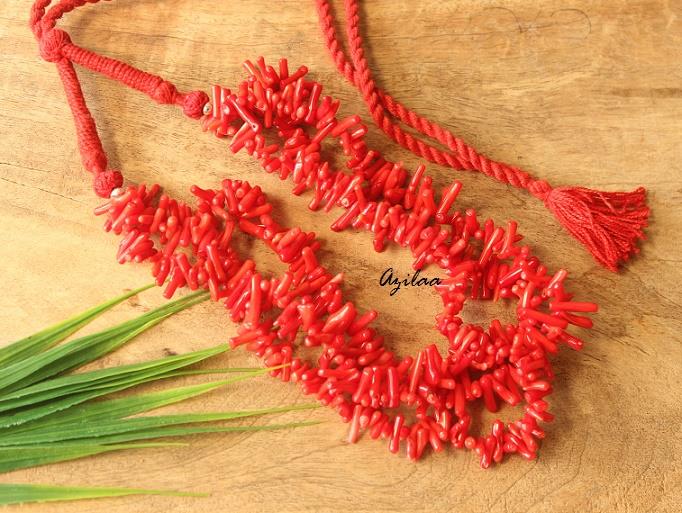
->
[30,0,207,197]
[62,44,208,118]
[314,0,649,271]
[315,0,547,194]
[30,0,649,270]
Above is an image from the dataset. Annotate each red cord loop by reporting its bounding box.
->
[38,28,70,62]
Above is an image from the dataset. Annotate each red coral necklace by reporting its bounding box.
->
[32,0,606,467]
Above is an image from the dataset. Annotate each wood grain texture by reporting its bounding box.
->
[0,0,680,511]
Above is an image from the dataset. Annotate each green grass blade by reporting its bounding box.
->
[164,367,260,376]
[43,293,209,378]
[46,369,271,425]
[0,443,182,473]
[64,421,320,446]
[0,320,164,401]
[0,421,316,472]
[50,369,275,422]
[0,374,172,430]
[0,483,205,506]
[0,369,273,434]
[0,360,240,431]
[2,292,208,393]
[0,344,229,413]
[0,404,320,445]
[0,292,208,395]
[0,284,155,367]
[0,356,237,431]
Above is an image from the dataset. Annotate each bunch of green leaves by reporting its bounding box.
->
[0,285,317,505]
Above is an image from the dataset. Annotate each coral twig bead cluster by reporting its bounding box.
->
[95,58,597,467]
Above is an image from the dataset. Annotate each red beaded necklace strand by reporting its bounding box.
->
[31,0,600,467]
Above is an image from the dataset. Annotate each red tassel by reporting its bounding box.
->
[543,186,649,271]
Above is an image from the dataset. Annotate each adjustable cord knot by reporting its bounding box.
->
[93,169,124,198]
[151,80,178,105]
[179,90,210,119]
[150,81,208,118]
[39,28,70,63]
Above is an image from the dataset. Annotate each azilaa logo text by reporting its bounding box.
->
[379,268,441,296]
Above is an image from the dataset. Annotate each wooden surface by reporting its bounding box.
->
[1,1,681,511]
